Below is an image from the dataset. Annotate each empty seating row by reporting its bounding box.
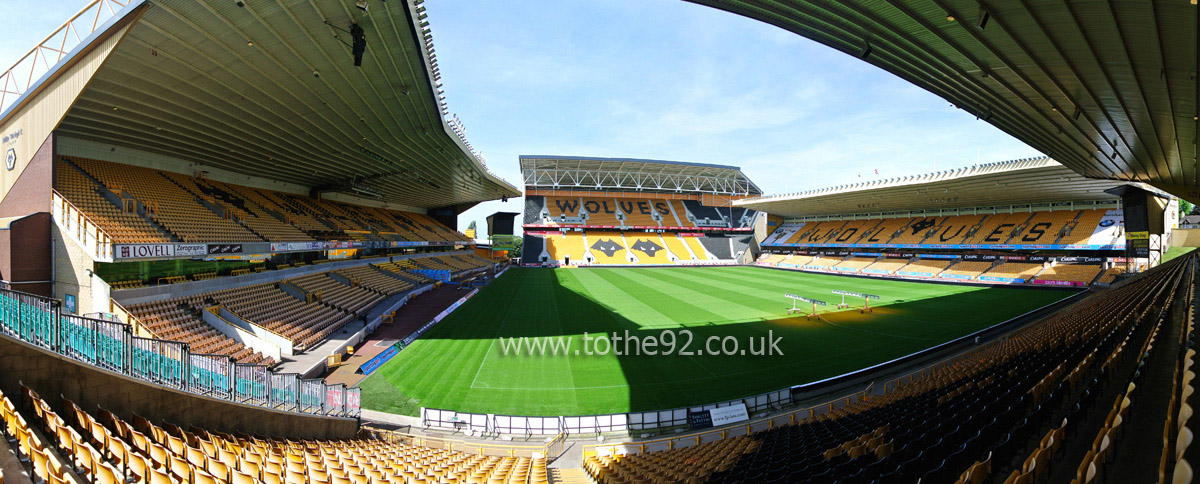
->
[772,209,1120,248]
[7,384,547,484]
[287,274,382,316]
[56,157,470,244]
[128,301,273,366]
[334,266,413,296]
[588,255,1190,484]
[55,159,171,244]
[1036,264,1104,284]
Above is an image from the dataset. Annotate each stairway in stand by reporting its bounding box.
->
[549,467,594,484]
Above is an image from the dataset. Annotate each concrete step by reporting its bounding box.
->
[549,467,593,484]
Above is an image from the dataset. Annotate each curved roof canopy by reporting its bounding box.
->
[736,157,1150,218]
[520,155,762,196]
[13,0,518,208]
[690,0,1199,202]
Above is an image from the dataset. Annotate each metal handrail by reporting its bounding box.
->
[52,190,113,259]
[0,285,360,419]
[362,426,558,458]
[580,386,873,458]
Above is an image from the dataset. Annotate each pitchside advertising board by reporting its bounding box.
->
[115,239,462,260]
[688,403,750,430]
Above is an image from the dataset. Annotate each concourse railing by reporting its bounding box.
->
[0,287,360,418]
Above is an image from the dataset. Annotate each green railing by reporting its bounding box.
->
[0,287,359,418]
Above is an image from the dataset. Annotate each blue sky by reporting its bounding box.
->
[2,0,1040,235]
[425,0,1040,234]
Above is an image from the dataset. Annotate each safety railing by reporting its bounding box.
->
[0,286,360,418]
[360,427,556,459]
[51,190,113,261]
[581,385,876,458]
[109,299,155,338]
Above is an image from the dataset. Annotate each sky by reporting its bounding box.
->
[0,0,1041,236]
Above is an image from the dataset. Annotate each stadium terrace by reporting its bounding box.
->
[0,1,1198,484]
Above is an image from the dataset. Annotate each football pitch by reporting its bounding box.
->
[360,266,1074,416]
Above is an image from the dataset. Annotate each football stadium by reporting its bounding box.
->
[0,1,1198,484]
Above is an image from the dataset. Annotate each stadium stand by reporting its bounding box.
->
[1035,264,1104,285]
[587,255,1190,484]
[626,235,673,264]
[683,236,710,261]
[887,217,937,245]
[4,383,545,484]
[409,257,455,272]
[766,209,1121,250]
[1061,210,1117,246]
[128,302,274,366]
[616,199,662,227]
[832,257,877,272]
[546,232,588,264]
[924,215,985,245]
[525,197,546,224]
[860,258,909,274]
[587,232,631,265]
[288,274,382,316]
[804,257,839,269]
[55,160,172,244]
[545,197,584,223]
[586,436,760,484]
[201,282,356,350]
[522,234,546,264]
[182,178,314,243]
[758,254,786,266]
[962,213,1030,245]
[374,262,436,285]
[897,259,953,276]
[663,235,696,262]
[1096,267,1126,285]
[861,218,912,245]
[54,157,470,245]
[786,221,837,245]
[334,266,414,296]
[830,219,882,245]
[782,254,814,267]
[763,223,803,245]
[521,161,757,266]
[980,262,1045,282]
[699,236,735,261]
[681,200,728,227]
[579,198,624,226]
[1012,210,1077,244]
[70,157,261,243]
[937,261,993,279]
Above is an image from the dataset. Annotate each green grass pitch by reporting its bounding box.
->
[360,266,1074,416]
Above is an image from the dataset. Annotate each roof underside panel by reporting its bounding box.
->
[735,158,1139,218]
[689,0,1199,199]
[520,155,763,195]
[54,0,519,209]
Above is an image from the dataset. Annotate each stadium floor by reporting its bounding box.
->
[360,266,1074,417]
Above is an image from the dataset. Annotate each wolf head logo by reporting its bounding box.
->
[910,218,936,234]
[631,239,662,256]
[591,239,623,257]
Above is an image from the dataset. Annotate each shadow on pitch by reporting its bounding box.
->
[408,267,1077,414]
